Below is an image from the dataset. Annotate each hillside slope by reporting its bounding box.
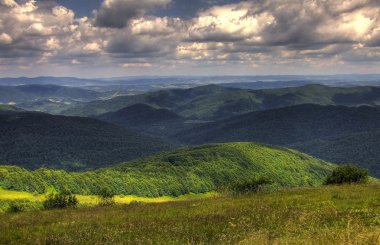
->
[290,130,380,176]
[0,111,170,170]
[0,143,334,197]
[174,104,380,145]
[97,104,189,137]
[65,84,380,120]
[173,104,380,176]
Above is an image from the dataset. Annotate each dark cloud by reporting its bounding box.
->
[106,30,175,58]
[94,0,171,28]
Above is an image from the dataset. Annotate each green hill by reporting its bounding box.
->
[0,142,334,197]
[173,104,380,176]
[0,111,170,170]
[64,84,380,120]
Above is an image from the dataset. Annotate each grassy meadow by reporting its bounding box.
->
[1,184,380,244]
[0,188,215,212]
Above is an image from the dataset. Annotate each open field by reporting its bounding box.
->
[1,184,380,244]
[0,188,215,212]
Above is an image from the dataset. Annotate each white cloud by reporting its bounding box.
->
[0,32,12,44]
[122,62,153,68]
[0,0,380,76]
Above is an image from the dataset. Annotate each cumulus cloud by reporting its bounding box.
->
[177,0,380,70]
[0,0,380,76]
[95,0,171,28]
[0,33,12,44]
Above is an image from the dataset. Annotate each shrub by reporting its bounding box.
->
[43,193,78,209]
[98,188,115,206]
[8,203,23,213]
[325,165,368,185]
[228,177,273,195]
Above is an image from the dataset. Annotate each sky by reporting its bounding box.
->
[0,0,379,78]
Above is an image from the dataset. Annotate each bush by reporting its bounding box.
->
[98,188,115,206]
[43,193,78,209]
[228,177,273,195]
[325,165,368,185]
[8,203,24,213]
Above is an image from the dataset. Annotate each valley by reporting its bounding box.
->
[2,0,380,243]
[0,76,380,244]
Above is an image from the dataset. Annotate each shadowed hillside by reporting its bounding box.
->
[290,130,380,176]
[0,111,170,170]
[97,104,189,137]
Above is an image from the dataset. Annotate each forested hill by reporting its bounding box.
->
[290,130,380,177]
[98,103,182,125]
[172,104,380,176]
[0,143,334,197]
[97,104,187,138]
[174,104,380,145]
[0,111,170,170]
[64,84,380,120]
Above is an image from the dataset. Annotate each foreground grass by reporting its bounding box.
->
[2,184,380,244]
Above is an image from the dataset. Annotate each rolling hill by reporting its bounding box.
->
[98,103,182,125]
[173,104,380,145]
[64,84,380,120]
[0,111,170,170]
[97,104,190,137]
[172,104,380,176]
[0,142,334,197]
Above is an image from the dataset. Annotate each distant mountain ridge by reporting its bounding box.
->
[174,104,380,145]
[99,103,182,124]
[0,84,102,104]
[65,84,380,120]
[96,103,187,137]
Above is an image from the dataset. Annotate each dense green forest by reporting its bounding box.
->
[97,104,193,137]
[64,84,380,120]
[0,143,334,197]
[290,130,380,176]
[172,104,380,175]
[174,104,380,145]
[0,111,170,170]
